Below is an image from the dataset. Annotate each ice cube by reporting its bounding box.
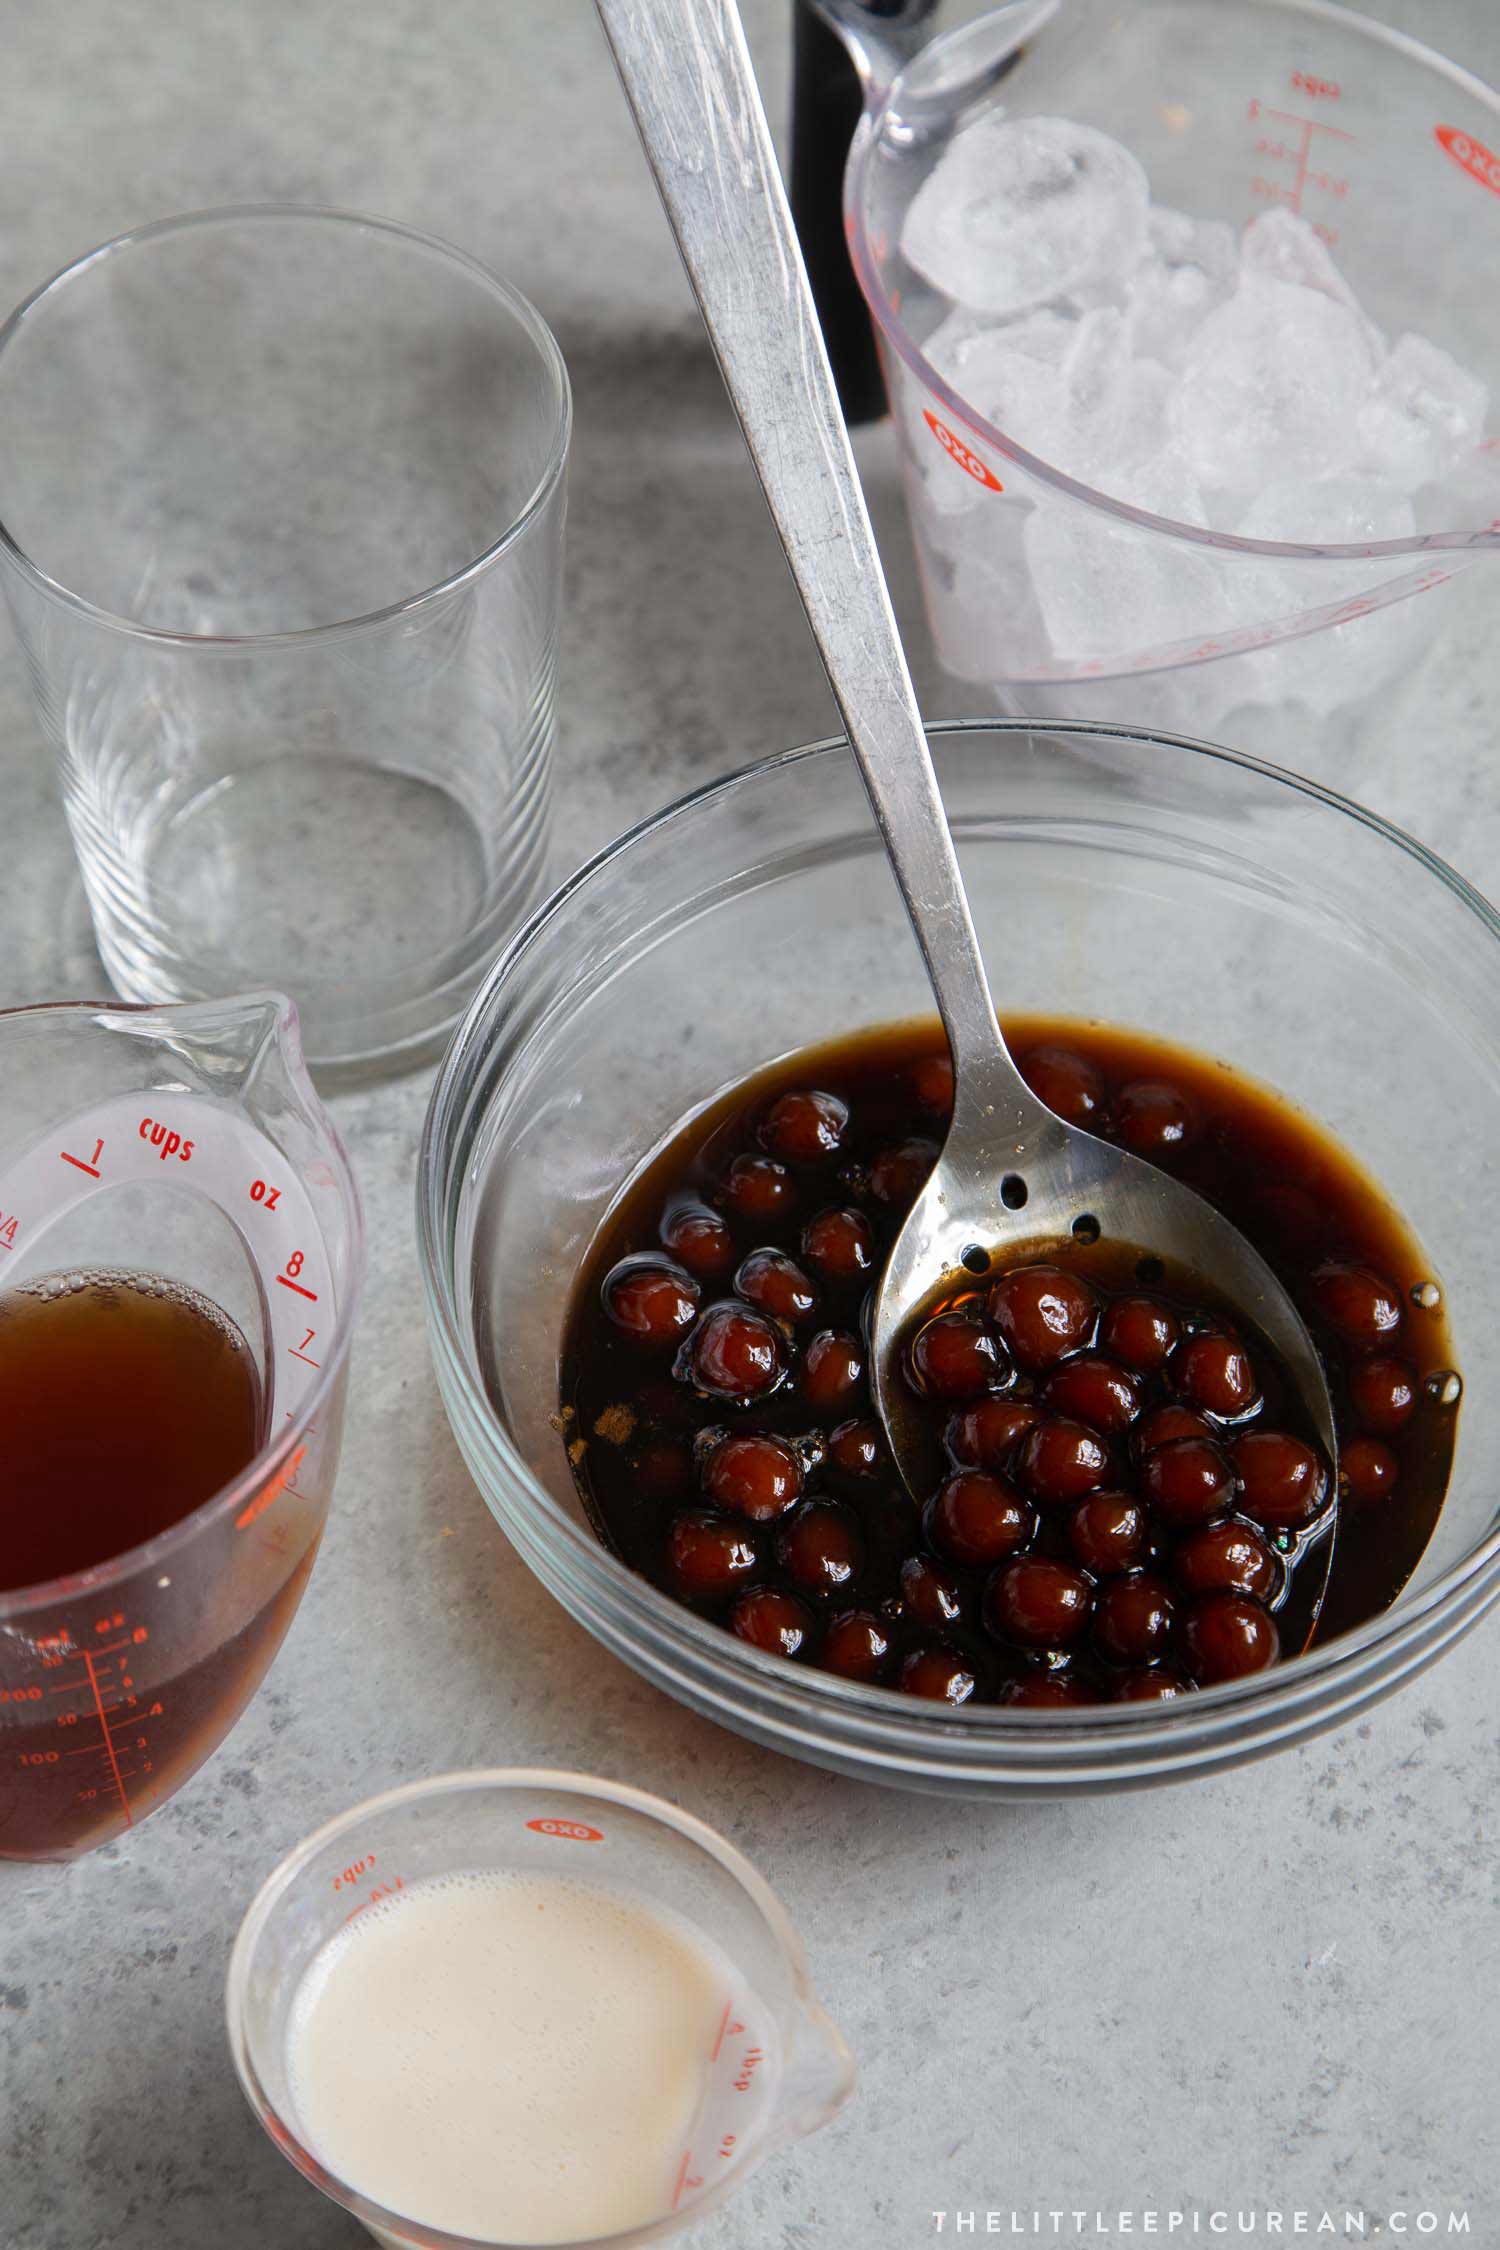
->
[1240,210,1362,315]
[916,503,1050,684]
[1128,209,1238,364]
[920,308,1078,469]
[1237,474,1415,545]
[900,114,1150,317]
[1168,275,1379,502]
[1023,452,1236,663]
[1357,331,1489,490]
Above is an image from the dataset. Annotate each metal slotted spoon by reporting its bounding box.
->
[593,0,1338,1634]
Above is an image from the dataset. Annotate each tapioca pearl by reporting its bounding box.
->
[1341,1435,1399,1506]
[984,1555,1093,1649]
[912,1052,954,1116]
[667,1511,763,1600]
[1140,1436,1236,1530]
[827,1418,887,1481]
[1134,1403,1215,1455]
[759,1088,849,1165]
[1308,1261,1403,1354]
[822,1608,893,1683]
[906,1307,1008,1401]
[899,1552,966,1631]
[899,1645,978,1703]
[735,1247,820,1325]
[777,1500,865,1596]
[1067,1491,1147,1576]
[601,1254,700,1346]
[799,1329,865,1414]
[1092,1572,1174,1666]
[1170,1331,1261,1419]
[1181,1593,1279,1683]
[660,1202,736,1284]
[925,1469,1035,1568]
[988,1264,1098,1371]
[1348,1355,1418,1435]
[724,1153,796,1224]
[869,1137,939,1209]
[1232,1429,1327,1529]
[943,1396,1044,1471]
[701,1432,804,1521]
[1016,1415,1112,1507]
[1043,1354,1143,1438]
[678,1301,786,1403]
[1098,1294,1180,1375]
[730,1586,815,1659]
[1018,1043,1107,1129]
[1115,1080,1199,1160]
[1171,1519,1278,1602]
[801,1206,875,1287]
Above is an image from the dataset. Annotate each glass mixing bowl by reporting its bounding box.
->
[418,721,1500,1796]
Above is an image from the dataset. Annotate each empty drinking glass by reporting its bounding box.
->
[0,207,570,1076]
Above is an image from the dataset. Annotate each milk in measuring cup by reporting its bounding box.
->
[285,1868,778,2245]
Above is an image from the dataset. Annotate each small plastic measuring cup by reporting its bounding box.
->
[227,1769,855,2250]
[830,0,1500,737]
[0,994,362,1862]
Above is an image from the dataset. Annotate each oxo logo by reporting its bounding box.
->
[922,409,1004,491]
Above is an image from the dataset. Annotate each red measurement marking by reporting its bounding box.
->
[274,1273,317,1301]
[59,1150,101,1178]
[710,2000,733,2063]
[1436,124,1500,198]
[1247,98,1354,218]
[289,1348,320,1368]
[235,1445,307,1531]
[82,1648,132,1828]
[671,2151,692,2212]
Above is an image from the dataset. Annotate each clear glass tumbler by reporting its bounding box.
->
[0,208,570,1077]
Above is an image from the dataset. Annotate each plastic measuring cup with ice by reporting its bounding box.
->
[0,994,362,1861]
[827,0,1500,736]
[228,1771,855,2250]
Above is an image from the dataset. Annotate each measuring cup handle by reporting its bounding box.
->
[790,0,941,422]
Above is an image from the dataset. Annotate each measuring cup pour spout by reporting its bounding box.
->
[775,1995,858,2144]
[0,991,364,1863]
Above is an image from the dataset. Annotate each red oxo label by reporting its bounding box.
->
[526,1816,603,1842]
[922,409,1004,491]
[1436,125,1500,198]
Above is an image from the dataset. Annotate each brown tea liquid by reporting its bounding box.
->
[0,1268,262,1592]
[0,1270,293,1860]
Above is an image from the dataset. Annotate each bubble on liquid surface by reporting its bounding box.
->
[13,1266,246,1348]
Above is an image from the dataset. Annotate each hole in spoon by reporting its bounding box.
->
[1000,1174,1027,1211]
[1135,1254,1165,1285]
[960,1244,991,1275]
[1071,1213,1101,1245]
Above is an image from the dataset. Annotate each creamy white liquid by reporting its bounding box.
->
[285,1869,733,2245]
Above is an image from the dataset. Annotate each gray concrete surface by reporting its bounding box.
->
[2,3,1500,2246]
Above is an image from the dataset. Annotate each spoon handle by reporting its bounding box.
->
[594,0,1019,1099]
